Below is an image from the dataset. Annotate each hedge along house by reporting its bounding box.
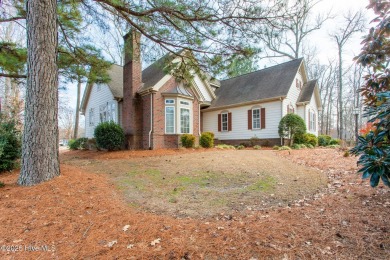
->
[81,30,321,149]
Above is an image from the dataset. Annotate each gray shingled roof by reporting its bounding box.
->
[208,58,303,109]
[107,64,123,98]
[298,79,317,103]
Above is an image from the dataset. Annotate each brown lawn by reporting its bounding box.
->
[0,148,389,259]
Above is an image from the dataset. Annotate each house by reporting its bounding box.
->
[80,31,321,149]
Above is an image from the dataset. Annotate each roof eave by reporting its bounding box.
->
[202,96,286,112]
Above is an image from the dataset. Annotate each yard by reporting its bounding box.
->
[0,148,389,259]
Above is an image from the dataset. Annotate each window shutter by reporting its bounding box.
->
[261,108,266,129]
[314,112,316,131]
[248,110,252,130]
[218,114,221,132]
[228,112,232,131]
[308,110,311,131]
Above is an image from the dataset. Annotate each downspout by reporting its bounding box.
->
[148,91,153,150]
[198,103,201,137]
[280,97,283,146]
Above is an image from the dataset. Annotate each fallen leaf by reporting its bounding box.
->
[150,238,161,246]
[123,225,130,232]
[106,240,117,248]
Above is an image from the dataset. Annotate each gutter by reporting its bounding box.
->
[202,96,286,112]
[280,97,284,146]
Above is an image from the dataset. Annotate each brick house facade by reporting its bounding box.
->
[81,30,321,149]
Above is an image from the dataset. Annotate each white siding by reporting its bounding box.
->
[84,83,118,138]
[202,100,282,140]
[306,94,319,136]
[283,71,304,116]
[193,75,212,102]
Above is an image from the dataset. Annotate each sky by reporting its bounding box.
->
[62,0,376,114]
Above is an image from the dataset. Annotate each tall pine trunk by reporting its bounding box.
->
[338,46,344,140]
[18,0,60,185]
[73,77,81,139]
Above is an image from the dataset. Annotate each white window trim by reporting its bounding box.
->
[221,112,228,132]
[180,107,191,134]
[165,106,175,134]
[252,108,261,130]
[165,99,175,104]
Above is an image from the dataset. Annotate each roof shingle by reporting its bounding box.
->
[209,58,303,109]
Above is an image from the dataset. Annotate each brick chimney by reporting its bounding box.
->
[123,29,143,149]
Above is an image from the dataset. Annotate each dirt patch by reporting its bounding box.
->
[0,148,389,259]
[61,149,327,217]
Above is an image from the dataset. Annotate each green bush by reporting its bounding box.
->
[278,146,292,151]
[68,137,88,150]
[236,145,245,150]
[0,120,21,172]
[249,137,260,147]
[199,132,214,148]
[94,122,125,151]
[180,134,195,148]
[278,114,306,146]
[291,143,301,149]
[272,145,280,150]
[329,138,341,145]
[304,133,318,147]
[318,135,332,146]
[300,144,307,149]
[306,144,314,149]
[215,144,235,149]
[253,145,261,150]
[328,144,340,149]
[294,133,318,147]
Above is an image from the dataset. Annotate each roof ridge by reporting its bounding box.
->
[221,58,304,82]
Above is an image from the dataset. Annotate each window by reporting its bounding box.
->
[180,108,190,133]
[99,102,116,123]
[252,109,260,129]
[99,104,107,123]
[287,104,294,114]
[97,84,101,91]
[89,108,94,126]
[165,106,175,134]
[180,101,190,105]
[165,99,175,104]
[221,113,228,131]
[296,79,302,89]
[309,110,316,131]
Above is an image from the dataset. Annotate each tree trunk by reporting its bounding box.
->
[73,77,81,139]
[18,0,60,185]
[338,45,344,139]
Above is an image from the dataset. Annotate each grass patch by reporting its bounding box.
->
[215,144,235,149]
[174,171,217,187]
[246,176,277,192]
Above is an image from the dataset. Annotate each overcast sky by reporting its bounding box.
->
[63,0,376,114]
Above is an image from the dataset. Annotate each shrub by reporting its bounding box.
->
[68,137,88,150]
[236,145,245,150]
[215,144,235,149]
[291,143,301,149]
[344,150,350,157]
[306,144,314,149]
[199,132,214,148]
[278,114,306,145]
[318,135,332,146]
[294,133,318,147]
[272,145,280,150]
[94,122,125,151]
[278,146,292,151]
[253,145,261,150]
[329,138,341,145]
[328,144,340,149]
[249,137,260,147]
[0,119,21,172]
[300,144,307,149]
[180,134,195,148]
[304,133,318,147]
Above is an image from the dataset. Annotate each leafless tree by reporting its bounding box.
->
[331,10,365,139]
[258,0,332,63]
